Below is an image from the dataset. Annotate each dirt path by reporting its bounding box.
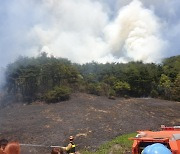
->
[0,93,179,154]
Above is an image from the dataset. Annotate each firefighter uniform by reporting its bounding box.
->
[65,142,75,154]
[62,136,76,154]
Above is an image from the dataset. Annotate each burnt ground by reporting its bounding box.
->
[0,93,180,154]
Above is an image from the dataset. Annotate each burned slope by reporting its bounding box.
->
[0,93,179,154]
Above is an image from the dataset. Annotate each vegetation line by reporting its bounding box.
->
[80,133,136,154]
[1,53,179,104]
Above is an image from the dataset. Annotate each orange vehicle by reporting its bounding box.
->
[130,125,180,154]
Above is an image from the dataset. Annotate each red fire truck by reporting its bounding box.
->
[130,125,180,154]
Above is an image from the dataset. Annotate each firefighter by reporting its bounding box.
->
[62,136,76,154]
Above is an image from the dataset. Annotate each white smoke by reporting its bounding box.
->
[0,0,169,66]
[103,0,167,63]
[28,0,166,63]
[28,0,109,63]
[0,67,5,89]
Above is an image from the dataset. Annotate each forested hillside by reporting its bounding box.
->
[2,53,180,103]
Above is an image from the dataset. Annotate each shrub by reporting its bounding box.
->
[44,86,71,103]
[87,83,103,96]
[86,82,110,96]
[113,81,130,97]
[108,88,116,99]
[150,89,158,98]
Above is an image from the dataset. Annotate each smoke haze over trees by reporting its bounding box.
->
[0,0,180,103]
[0,0,180,68]
[1,54,180,104]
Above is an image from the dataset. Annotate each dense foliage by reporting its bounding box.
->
[44,86,71,103]
[4,53,80,103]
[3,54,180,103]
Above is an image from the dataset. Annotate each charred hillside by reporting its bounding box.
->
[0,93,179,154]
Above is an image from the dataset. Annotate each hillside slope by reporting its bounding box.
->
[0,93,179,154]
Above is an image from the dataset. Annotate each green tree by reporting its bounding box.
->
[158,74,172,99]
[113,81,130,96]
[171,73,180,101]
[44,86,71,103]
[162,55,180,81]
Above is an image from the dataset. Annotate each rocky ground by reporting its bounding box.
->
[0,93,179,154]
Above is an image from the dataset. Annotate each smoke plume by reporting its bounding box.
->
[1,0,179,68]
[27,0,166,63]
[103,0,167,63]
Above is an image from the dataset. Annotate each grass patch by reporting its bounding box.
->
[80,133,136,154]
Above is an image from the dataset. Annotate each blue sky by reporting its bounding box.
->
[0,0,180,68]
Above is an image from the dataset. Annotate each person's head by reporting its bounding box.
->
[4,142,20,154]
[0,139,8,151]
[142,143,171,154]
[51,148,64,154]
[69,136,74,142]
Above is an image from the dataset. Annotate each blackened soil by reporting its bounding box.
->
[0,93,179,154]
